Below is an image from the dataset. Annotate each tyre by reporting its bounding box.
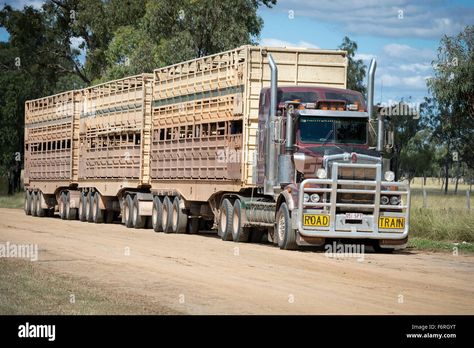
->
[36,191,46,217]
[171,196,187,233]
[24,191,32,215]
[161,196,173,233]
[78,191,87,222]
[187,218,199,234]
[31,192,38,216]
[232,200,250,242]
[59,191,67,220]
[373,242,395,254]
[276,202,297,250]
[132,195,146,229]
[218,198,233,241]
[85,191,93,222]
[123,194,134,228]
[105,210,115,224]
[66,191,77,220]
[93,192,104,223]
[152,196,163,232]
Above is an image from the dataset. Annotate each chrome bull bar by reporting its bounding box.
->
[296,162,410,239]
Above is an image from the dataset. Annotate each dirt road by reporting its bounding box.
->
[0,208,472,314]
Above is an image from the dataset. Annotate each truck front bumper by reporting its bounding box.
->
[295,162,410,243]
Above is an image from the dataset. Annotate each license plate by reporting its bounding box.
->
[303,214,330,227]
[345,213,363,220]
[378,217,405,229]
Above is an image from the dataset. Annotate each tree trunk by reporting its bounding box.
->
[454,160,461,194]
[444,157,449,195]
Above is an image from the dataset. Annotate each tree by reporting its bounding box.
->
[426,25,474,194]
[338,36,366,94]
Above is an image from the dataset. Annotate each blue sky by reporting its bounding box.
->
[1,0,473,105]
[257,0,474,105]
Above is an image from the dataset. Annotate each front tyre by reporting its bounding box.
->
[276,203,298,250]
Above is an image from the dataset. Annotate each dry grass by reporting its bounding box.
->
[409,177,473,243]
[0,258,179,315]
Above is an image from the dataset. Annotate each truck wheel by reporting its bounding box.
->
[132,195,146,229]
[31,192,38,216]
[36,191,46,217]
[218,198,233,241]
[187,218,199,234]
[232,200,250,242]
[66,191,77,220]
[93,193,104,223]
[152,196,163,232]
[171,197,187,233]
[161,196,173,233]
[78,192,87,222]
[85,191,94,222]
[24,191,32,215]
[276,203,298,250]
[373,242,394,254]
[123,194,134,228]
[59,192,67,219]
[105,210,115,224]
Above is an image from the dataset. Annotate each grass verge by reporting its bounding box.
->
[408,237,474,254]
[0,192,24,209]
[0,258,180,315]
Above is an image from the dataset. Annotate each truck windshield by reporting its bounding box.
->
[299,116,367,144]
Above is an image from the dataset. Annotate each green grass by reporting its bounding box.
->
[408,237,474,254]
[408,178,473,244]
[0,192,24,209]
[0,258,179,315]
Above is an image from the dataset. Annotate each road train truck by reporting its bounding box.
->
[23,45,410,251]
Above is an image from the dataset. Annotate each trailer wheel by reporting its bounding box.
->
[105,210,115,224]
[232,200,250,242]
[85,191,94,222]
[66,191,77,220]
[161,196,173,233]
[93,193,104,223]
[276,203,298,250]
[132,195,146,229]
[152,196,163,232]
[171,197,187,233]
[24,191,32,215]
[78,192,87,222]
[123,194,134,228]
[218,198,233,241]
[30,192,38,216]
[59,192,67,219]
[187,218,199,234]
[36,191,46,217]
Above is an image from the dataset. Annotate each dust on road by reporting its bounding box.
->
[0,208,472,314]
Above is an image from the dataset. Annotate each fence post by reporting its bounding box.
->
[423,187,427,208]
[467,190,471,210]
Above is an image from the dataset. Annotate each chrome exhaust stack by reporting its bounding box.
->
[367,58,382,152]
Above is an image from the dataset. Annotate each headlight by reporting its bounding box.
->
[380,195,389,205]
[316,168,327,179]
[390,196,400,205]
[310,193,320,203]
[384,171,395,182]
[303,193,310,202]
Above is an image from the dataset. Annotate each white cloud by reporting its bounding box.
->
[382,43,435,61]
[260,38,319,49]
[399,63,432,73]
[379,73,430,89]
[355,53,376,61]
[274,0,473,39]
